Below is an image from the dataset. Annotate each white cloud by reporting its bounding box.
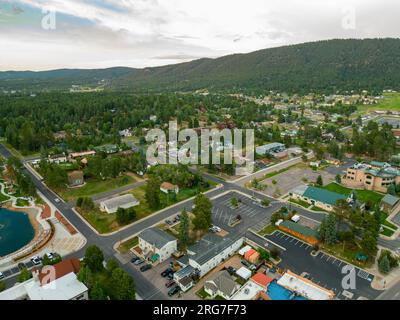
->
[1,0,399,70]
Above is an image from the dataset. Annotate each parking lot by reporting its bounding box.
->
[258,165,335,198]
[126,256,186,300]
[261,231,380,300]
[211,191,283,235]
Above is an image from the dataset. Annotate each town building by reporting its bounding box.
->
[69,150,96,159]
[289,185,347,212]
[204,270,239,299]
[0,259,88,300]
[277,270,335,300]
[138,227,177,263]
[185,234,244,277]
[67,171,84,188]
[342,162,400,193]
[160,182,179,194]
[277,220,319,246]
[100,194,140,214]
[230,278,265,300]
[256,143,287,159]
[380,194,400,213]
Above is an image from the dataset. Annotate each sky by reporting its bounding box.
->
[0,0,399,71]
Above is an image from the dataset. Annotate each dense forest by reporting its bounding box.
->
[1,39,400,94]
[0,92,271,154]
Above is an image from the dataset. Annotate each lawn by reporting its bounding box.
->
[196,288,211,300]
[289,198,311,209]
[258,224,277,236]
[118,236,139,254]
[321,182,384,205]
[77,181,215,234]
[380,226,395,237]
[59,175,136,201]
[263,164,300,179]
[0,192,10,202]
[356,93,400,115]
[323,243,374,268]
[76,207,119,234]
[16,198,30,207]
[58,162,79,171]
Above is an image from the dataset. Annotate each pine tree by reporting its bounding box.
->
[178,209,190,251]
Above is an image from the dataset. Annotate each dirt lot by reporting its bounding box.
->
[259,166,335,198]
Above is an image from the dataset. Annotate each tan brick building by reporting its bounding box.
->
[342,162,400,193]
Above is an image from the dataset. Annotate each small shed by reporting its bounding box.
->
[380,194,400,213]
[236,267,252,280]
[238,245,252,256]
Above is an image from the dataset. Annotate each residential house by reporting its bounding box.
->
[160,182,179,194]
[48,154,67,164]
[138,227,177,263]
[204,270,239,299]
[380,194,400,214]
[100,194,140,214]
[67,171,84,188]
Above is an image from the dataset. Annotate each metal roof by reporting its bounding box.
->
[302,186,347,206]
[138,227,176,249]
[381,194,400,206]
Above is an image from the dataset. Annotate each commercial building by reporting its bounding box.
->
[342,162,400,193]
[277,270,335,300]
[0,259,88,300]
[256,143,287,158]
[100,194,140,214]
[138,227,177,263]
[289,185,347,212]
[277,220,319,246]
[186,234,244,277]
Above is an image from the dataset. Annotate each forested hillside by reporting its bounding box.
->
[1,39,400,93]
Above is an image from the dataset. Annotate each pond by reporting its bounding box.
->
[0,208,35,257]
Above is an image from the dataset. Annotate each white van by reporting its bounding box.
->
[291,215,301,223]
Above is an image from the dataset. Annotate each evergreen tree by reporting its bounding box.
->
[178,209,190,251]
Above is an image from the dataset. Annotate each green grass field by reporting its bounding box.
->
[321,182,384,205]
[59,175,135,201]
[0,192,10,202]
[356,93,400,115]
[16,198,30,207]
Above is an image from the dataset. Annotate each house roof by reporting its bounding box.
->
[139,227,176,249]
[251,273,273,288]
[381,194,400,206]
[38,259,81,286]
[205,270,237,297]
[160,182,178,190]
[280,220,319,239]
[188,234,239,266]
[68,171,83,180]
[100,194,139,211]
[302,186,347,206]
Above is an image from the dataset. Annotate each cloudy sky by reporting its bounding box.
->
[0,0,399,71]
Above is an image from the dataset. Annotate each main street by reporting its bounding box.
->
[1,143,399,300]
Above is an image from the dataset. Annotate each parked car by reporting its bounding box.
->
[54,198,60,203]
[140,264,152,272]
[161,268,173,277]
[130,256,139,264]
[241,260,251,268]
[18,263,26,271]
[226,266,236,275]
[46,252,54,260]
[168,285,181,297]
[166,273,174,280]
[165,280,176,288]
[301,272,311,280]
[134,259,145,265]
[31,256,41,266]
[0,272,4,280]
[165,219,173,225]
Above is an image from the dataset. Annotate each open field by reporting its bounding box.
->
[321,182,384,205]
[59,175,136,202]
[356,93,400,115]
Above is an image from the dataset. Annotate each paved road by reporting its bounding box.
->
[1,143,399,300]
[376,279,400,300]
[247,231,381,300]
